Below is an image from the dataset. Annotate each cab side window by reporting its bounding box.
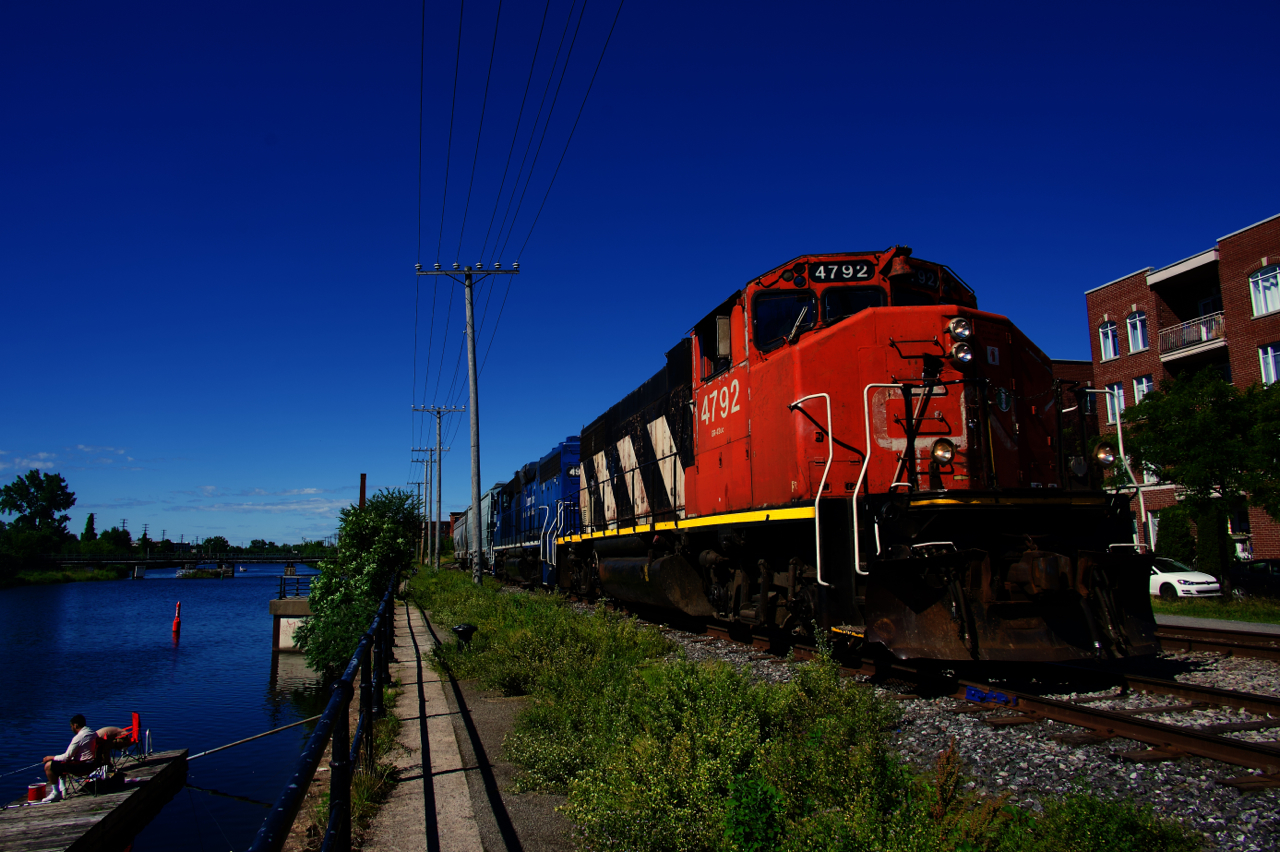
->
[753,290,817,352]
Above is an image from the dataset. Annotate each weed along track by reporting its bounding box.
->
[414,571,1272,851]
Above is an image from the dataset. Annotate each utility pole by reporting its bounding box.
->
[407,478,425,562]
[411,447,440,565]
[416,261,518,583]
[413,413,459,571]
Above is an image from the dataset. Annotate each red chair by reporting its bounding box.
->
[101,713,143,763]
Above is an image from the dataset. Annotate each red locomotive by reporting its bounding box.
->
[551,246,1157,662]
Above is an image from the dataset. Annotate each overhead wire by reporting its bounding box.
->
[412,0,428,483]
[495,0,589,263]
[518,0,625,259]
[436,0,466,263]
[478,0,552,262]
[485,0,580,268]
[453,0,506,262]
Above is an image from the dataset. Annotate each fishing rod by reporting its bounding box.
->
[0,757,45,777]
[187,715,321,761]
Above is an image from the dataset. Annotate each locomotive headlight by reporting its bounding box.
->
[949,341,973,366]
[931,439,955,464]
[947,317,973,340]
[1094,443,1118,468]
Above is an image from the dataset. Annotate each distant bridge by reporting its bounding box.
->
[43,553,327,568]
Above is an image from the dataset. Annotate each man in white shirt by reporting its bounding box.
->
[41,714,98,802]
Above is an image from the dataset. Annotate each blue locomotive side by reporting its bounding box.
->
[489,436,580,587]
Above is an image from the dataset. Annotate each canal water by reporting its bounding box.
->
[0,565,327,850]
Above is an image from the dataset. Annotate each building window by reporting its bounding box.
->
[1250,265,1280,317]
[1104,381,1124,424]
[1133,374,1154,404]
[1099,321,1119,360]
[1127,311,1148,352]
[1261,343,1280,385]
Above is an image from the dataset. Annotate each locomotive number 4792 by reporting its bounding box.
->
[701,379,741,424]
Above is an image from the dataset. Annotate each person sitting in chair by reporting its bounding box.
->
[41,714,97,802]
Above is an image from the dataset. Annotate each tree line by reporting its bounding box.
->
[0,470,334,575]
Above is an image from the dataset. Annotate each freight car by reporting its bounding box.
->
[461,246,1157,663]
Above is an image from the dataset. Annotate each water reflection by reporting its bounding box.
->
[0,565,325,850]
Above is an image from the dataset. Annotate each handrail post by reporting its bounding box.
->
[358,641,374,774]
[325,679,353,852]
[370,617,383,721]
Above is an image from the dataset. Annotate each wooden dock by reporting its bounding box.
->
[0,749,188,852]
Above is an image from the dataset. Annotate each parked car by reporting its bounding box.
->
[1227,560,1280,598]
[1149,558,1221,600]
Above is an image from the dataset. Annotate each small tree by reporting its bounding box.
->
[82,513,97,542]
[1123,369,1253,583]
[295,488,418,672]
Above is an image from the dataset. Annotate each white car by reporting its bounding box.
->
[1149,558,1221,600]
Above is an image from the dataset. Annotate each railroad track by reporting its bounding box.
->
[1156,622,1280,661]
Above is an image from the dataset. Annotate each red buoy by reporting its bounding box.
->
[172,601,181,634]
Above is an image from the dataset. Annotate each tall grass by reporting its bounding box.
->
[410,569,1201,852]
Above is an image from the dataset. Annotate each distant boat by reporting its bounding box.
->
[239,566,247,572]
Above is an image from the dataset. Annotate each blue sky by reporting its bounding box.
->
[3,0,1277,545]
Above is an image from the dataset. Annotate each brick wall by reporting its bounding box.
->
[1081,213,1280,560]
[1085,270,1168,436]
[1220,214,1280,387]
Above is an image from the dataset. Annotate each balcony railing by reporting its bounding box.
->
[1158,311,1225,355]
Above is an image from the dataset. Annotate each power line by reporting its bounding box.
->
[486,0,580,267]
[496,0,589,262]
[436,0,466,263]
[415,0,427,262]
[478,0,552,262]
[519,0,626,259]
[454,0,505,262]
[429,279,457,403]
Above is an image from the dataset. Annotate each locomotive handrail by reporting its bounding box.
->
[789,392,834,587]
[538,505,551,565]
[854,383,910,575]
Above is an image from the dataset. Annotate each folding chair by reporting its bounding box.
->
[100,713,143,765]
[57,734,111,798]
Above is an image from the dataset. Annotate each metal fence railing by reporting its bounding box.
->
[278,575,313,599]
[249,581,396,852]
[1158,311,1225,354]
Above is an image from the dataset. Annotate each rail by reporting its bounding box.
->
[278,575,313,599]
[1158,311,1225,354]
[249,580,396,852]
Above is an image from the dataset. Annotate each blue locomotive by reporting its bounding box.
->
[455,437,581,587]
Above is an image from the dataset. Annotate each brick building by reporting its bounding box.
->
[1082,212,1280,557]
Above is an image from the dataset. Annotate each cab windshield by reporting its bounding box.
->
[753,290,816,352]
[822,285,885,324]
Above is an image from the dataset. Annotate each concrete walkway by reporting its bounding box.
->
[364,602,483,852]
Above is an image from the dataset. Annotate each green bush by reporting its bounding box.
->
[410,570,1202,852]
[295,489,417,672]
